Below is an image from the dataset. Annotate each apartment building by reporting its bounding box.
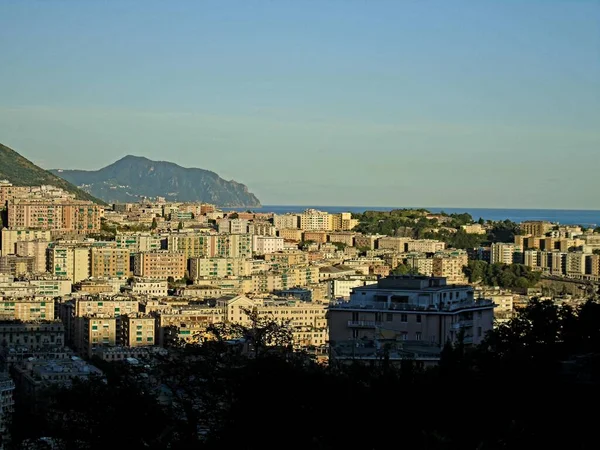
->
[432,251,468,284]
[12,357,102,398]
[461,224,487,235]
[1,229,52,256]
[354,235,381,250]
[121,314,155,347]
[377,237,411,252]
[0,183,30,204]
[213,234,253,258]
[155,306,225,345]
[14,240,49,273]
[252,236,284,255]
[249,221,277,236]
[131,279,168,296]
[327,276,379,300]
[273,214,300,230]
[0,299,54,321]
[264,251,309,267]
[300,210,330,231]
[218,218,249,234]
[406,240,446,253]
[0,255,36,276]
[0,321,64,349]
[218,295,328,348]
[115,232,162,253]
[520,221,553,236]
[133,251,186,279]
[490,243,523,265]
[328,233,356,247]
[47,246,91,282]
[406,254,434,276]
[303,231,327,244]
[90,247,130,278]
[82,316,117,356]
[277,228,303,241]
[328,276,494,365]
[7,199,102,233]
[189,257,253,279]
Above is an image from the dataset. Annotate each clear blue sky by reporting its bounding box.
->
[0,0,598,208]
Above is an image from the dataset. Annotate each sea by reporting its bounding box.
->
[222,205,600,227]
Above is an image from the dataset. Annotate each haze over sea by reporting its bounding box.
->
[224,206,600,228]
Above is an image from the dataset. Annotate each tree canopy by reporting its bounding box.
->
[10,299,600,449]
[464,261,541,288]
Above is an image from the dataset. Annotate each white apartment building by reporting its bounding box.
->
[131,279,169,297]
[252,236,284,255]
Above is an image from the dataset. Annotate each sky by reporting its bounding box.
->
[0,0,599,209]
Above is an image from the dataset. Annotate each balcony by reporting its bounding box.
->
[347,320,381,328]
[451,320,474,330]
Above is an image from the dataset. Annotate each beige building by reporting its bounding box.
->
[354,235,380,250]
[252,236,284,255]
[328,276,494,366]
[0,183,31,205]
[303,231,327,244]
[377,237,411,252]
[432,251,468,284]
[133,251,186,280]
[406,240,446,253]
[166,232,212,259]
[277,228,303,241]
[90,247,130,278]
[189,257,253,279]
[82,316,117,356]
[7,199,102,233]
[131,279,169,296]
[218,295,328,348]
[15,240,49,273]
[47,246,91,282]
[0,255,36,276]
[121,314,155,347]
[155,306,225,345]
[0,298,54,321]
[406,254,434,276]
[520,221,553,236]
[273,214,300,230]
[461,224,487,235]
[328,233,355,247]
[1,229,52,256]
[115,232,162,253]
[300,209,331,231]
[490,243,522,265]
[265,251,309,267]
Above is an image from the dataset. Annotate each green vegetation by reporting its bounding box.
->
[0,142,106,205]
[353,209,518,247]
[330,242,347,251]
[464,261,541,288]
[422,228,486,249]
[391,264,421,275]
[10,299,600,449]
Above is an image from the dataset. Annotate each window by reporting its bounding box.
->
[400,314,408,323]
[415,332,422,341]
[416,314,422,323]
[386,313,393,322]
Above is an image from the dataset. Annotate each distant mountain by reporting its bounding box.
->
[0,142,105,204]
[50,155,261,207]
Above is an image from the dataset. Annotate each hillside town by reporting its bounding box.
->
[0,180,598,445]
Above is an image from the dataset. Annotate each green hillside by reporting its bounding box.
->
[0,142,106,205]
